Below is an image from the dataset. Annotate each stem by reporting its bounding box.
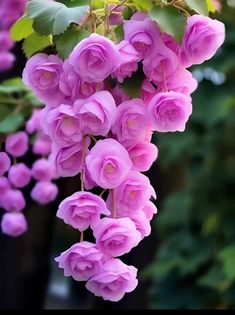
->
[173,4,191,17]
[80,136,87,192]
[89,0,92,14]
[112,189,117,219]
[161,61,168,92]
[99,189,107,198]
[80,231,84,242]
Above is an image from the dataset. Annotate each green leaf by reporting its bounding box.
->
[122,67,145,98]
[24,92,43,107]
[185,0,208,16]
[10,15,34,41]
[0,104,12,121]
[23,32,53,58]
[219,245,235,281]
[0,112,24,134]
[197,266,228,290]
[114,24,124,42]
[131,0,153,11]
[55,27,90,59]
[149,5,187,42]
[0,78,28,94]
[27,0,89,36]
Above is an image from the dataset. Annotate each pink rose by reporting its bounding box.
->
[108,171,156,215]
[0,177,10,198]
[74,90,117,136]
[157,67,198,95]
[162,33,180,54]
[129,212,151,240]
[0,152,11,176]
[111,85,130,106]
[142,201,158,221]
[148,91,192,132]
[112,40,140,83]
[59,60,104,102]
[1,212,27,237]
[0,31,14,51]
[42,105,82,146]
[128,142,158,172]
[86,258,138,302]
[180,15,225,67]
[111,99,149,147]
[26,109,42,134]
[32,158,55,181]
[31,181,58,205]
[83,164,96,190]
[143,42,179,83]
[57,191,110,231]
[5,131,28,157]
[55,242,104,281]
[8,163,31,188]
[93,217,141,257]
[109,4,124,25]
[51,141,88,177]
[33,132,52,156]
[86,139,132,189]
[1,189,25,212]
[124,13,161,59]
[69,34,120,83]
[141,79,157,105]
[0,52,15,72]
[22,53,64,107]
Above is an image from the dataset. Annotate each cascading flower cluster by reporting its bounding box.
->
[22,8,225,301]
[0,0,26,72]
[0,109,58,237]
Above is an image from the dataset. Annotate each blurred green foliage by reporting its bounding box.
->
[146,0,235,309]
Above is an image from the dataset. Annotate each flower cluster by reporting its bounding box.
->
[0,0,26,72]
[22,10,225,301]
[0,109,58,237]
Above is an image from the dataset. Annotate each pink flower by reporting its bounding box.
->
[0,52,15,72]
[51,142,88,178]
[5,131,28,157]
[93,217,141,257]
[123,13,160,59]
[57,191,110,231]
[162,33,179,54]
[31,181,58,205]
[55,242,104,281]
[0,177,10,198]
[69,34,120,83]
[86,139,132,189]
[109,4,124,25]
[0,31,14,51]
[180,15,225,67]
[111,85,130,106]
[1,189,25,212]
[32,158,55,181]
[142,201,158,221]
[111,99,149,147]
[141,79,157,105]
[157,67,198,95]
[108,171,156,215]
[59,60,104,102]
[112,40,140,83]
[143,42,179,83]
[33,132,52,156]
[8,163,31,188]
[128,142,158,172]
[42,105,82,146]
[148,91,192,132]
[22,53,64,107]
[0,152,11,176]
[1,212,27,237]
[74,90,116,136]
[26,109,42,134]
[86,258,138,302]
[129,212,151,240]
[83,164,96,190]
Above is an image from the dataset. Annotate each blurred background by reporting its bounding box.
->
[0,0,235,310]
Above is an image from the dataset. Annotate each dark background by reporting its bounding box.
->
[0,0,235,309]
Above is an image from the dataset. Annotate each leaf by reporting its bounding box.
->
[23,32,53,58]
[0,78,28,94]
[55,27,90,59]
[131,0,153,11]
[149,5,187,42]
[10,15,34,41]
[27,0,89,36]
[24,92,43,107]
[0,112,24,134]
[207,0,217,12]
[0,104,12,121]
[114,24,124,42]
[122,67,145,98]
[218,245,235,281]
[197,266,228,290]
[185,0,208,16]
